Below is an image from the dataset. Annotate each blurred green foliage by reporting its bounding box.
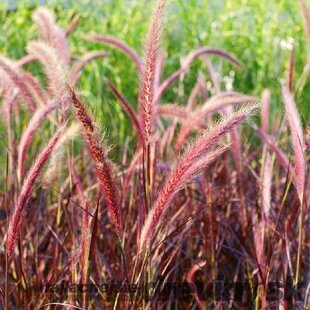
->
[0,0,309,167]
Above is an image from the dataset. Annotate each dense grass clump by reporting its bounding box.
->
[0,1,309,308]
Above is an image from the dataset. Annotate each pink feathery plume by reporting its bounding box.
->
[200,92,256,112]
[203,56,244,171]
[157,104,189,120]
[32,7,70,64]
[154,51,165,93]
[140,104,259,250]
[175,94,257,151]
[140,146,229,251]
[138,0,166,209]
[222,105,243,173]
[23,72,48,105]
[282,85,305,202]
[253,153,273,283]
[253,123,306,209]
[17,96,69,181]
[27,41,67,98]
[69,88,122,238]
[138,0,166,145]
[0,55,36,112]
[7,122,67,259]
[87,35,143,73]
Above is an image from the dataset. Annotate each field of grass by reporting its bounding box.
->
[0,0,309,308]
[0,0,308,143]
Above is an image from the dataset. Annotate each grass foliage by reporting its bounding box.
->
[0,0,309,308]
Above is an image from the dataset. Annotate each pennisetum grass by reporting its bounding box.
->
[1,3,309,308]
[0,55,36,112]
[27,41,67,98]
[140,104,260,251]
[157,104,189,120]
[23,72,48,106]
[32,7,70,64]
[6,122,67,259]
[174,93,257,152]
[282,85,306,284]
[17,96,70,182]
[138,0,165,147]
[140,145,230,251]
[282,85,305,203]
[43,122,80,187]
[69,87,122,238]
[138,0,166,223]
